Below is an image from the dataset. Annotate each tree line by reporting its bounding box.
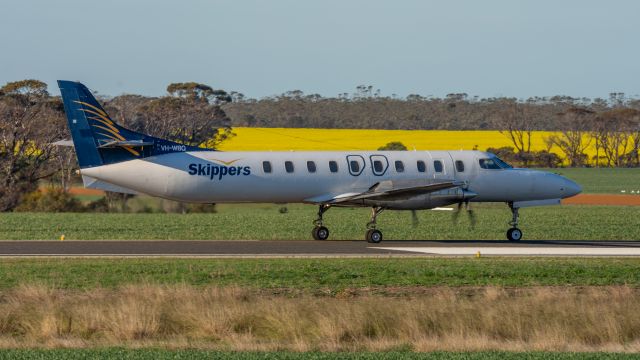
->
[1,79,639,212]
[225,86,640,168]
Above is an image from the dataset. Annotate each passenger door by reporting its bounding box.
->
[346,155,366,177]
[369,155,389,177]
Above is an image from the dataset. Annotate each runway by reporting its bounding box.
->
[1,240,639,257]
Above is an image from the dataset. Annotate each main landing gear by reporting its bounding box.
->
[506,202,523,241]
[311,204,331,240]
[310,205,386,242]
[365,207,384,243]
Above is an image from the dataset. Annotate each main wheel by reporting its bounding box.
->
[506,227,522,241]
[312,226,329,240]
[366,229,383,243]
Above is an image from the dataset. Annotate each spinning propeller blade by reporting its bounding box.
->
[452,200,476,229]
[411,210,419,228]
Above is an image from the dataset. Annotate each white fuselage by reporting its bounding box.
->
[80,150,581,210]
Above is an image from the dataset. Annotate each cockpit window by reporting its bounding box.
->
[479,159,501,169]
[494,157,513,169]
[479,157,513,169]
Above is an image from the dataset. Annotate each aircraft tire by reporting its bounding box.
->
[507,227,522,241]
[312,226,330,240]
[366,229,383,243]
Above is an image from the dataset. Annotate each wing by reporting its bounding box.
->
[304,179,464,204]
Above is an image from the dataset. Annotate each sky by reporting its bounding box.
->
[1,0,639,99]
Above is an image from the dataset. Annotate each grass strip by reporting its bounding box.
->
[1,286,639,352]
[2,204,640,240]
[0,258,638,290]
[0,349,638,359]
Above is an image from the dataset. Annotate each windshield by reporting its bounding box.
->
[494,156,513,169]
[479,156,513,169]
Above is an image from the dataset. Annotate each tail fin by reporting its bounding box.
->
[58,80,204,168]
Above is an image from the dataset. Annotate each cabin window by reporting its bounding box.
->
[307,161,316,173]
[417,160,426,173]
[395,160,405,173]
[373,160,383,173]
[285,161,294,173]
[329,161,338,173]
[349,160,360,173]
[455,160,465,172]
[262,161,272,173]
[434,160,443,173]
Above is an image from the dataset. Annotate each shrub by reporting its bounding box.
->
[378,141,407,151]
[186,203,217,213]
[15,188,84,212]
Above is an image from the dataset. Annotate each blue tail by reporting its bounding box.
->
[58,80,205,168]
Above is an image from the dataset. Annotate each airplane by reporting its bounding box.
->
[57,80,582,242]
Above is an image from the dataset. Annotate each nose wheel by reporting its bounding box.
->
[312,226,330,240]
[507,227,522,241]
[506,202,523,241]
[311,204,331,240]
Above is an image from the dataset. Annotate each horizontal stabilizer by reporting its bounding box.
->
[98,140,155,148]
[52,139,74,146]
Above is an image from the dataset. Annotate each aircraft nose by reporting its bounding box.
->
[559,176,581,198]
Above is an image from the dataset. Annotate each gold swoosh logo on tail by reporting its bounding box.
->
[74,101,140,157]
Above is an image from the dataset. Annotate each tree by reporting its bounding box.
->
[104,94,149,127]
[493,100,535,164]
[109,82,234,148]
[545,107,595,167]
[378,141,407,151]
[591,109,639,167]
[167,82,232,104]
[0,80,65,211]
[0,79,48,98]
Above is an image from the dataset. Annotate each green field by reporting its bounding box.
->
[1,203,639,240]
[0,349,636,360]
[537,167,640,194]
[0,258,638,290]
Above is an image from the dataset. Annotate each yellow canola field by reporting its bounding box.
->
[219,127,583,156]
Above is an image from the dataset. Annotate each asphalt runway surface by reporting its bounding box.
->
[1,240,640,257]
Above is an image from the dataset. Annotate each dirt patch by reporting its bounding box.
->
[38,187,104,196]
[67,187,104,196]
[563,194,640,206]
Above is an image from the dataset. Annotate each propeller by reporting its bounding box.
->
[452,200,476,228]
[411,210,419,228]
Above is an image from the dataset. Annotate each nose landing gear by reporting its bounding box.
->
[507,202,523,241]
[311,204,331,240]
[365,207,385,243]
